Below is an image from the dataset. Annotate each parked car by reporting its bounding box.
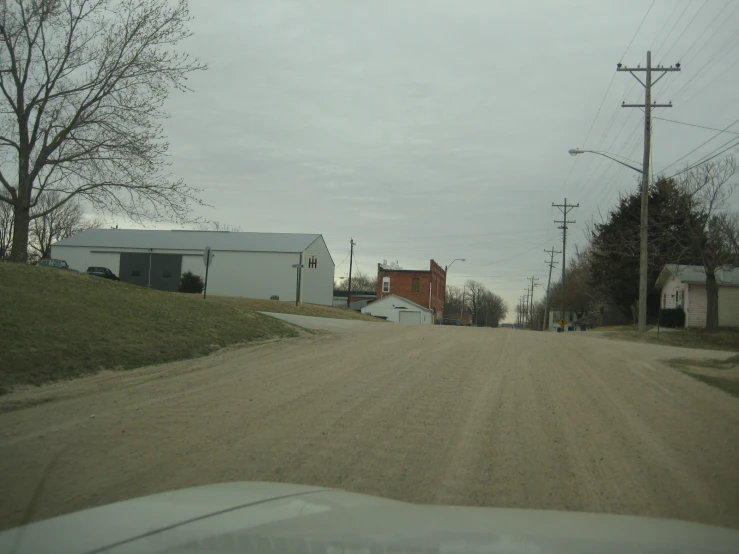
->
[435,318,463,326]
[37,258,74,270]
[87,266,120,281]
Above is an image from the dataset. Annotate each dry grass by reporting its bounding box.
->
[0,263,299,393]
[205,296,383,321]
[683,374,739,399]
[599,326,739,352]
[665,354,739,399]
[666,355,739,370]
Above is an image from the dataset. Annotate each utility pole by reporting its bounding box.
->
[618,52,680,332]
[461,285,465,325]
[518,297,525,329]
[347,238,355,308]
[553,198,579,329]
[516,297,520,328]
[543,248,560,331]
[527,276,539,330]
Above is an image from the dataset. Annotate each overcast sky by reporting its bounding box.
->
[140,0,739,319]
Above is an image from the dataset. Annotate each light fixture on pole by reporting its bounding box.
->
[568,147,648,332]
[444,258,465,319]
[568,149,644,174]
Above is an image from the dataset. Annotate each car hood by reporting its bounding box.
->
[1,481,737,554]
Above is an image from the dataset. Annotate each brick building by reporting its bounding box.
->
[375,260,446,318]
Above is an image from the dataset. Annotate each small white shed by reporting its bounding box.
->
[361,294,433,324]
[655,264,739,328]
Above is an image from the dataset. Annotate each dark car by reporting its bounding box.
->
[435,318,463,326]
[37,258,74,271]
[87,266,120,281]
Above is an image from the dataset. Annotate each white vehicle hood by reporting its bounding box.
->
[1,481,737,554]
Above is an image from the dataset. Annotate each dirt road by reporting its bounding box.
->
[1,322,738,530]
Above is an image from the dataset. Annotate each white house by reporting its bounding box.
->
[51,229,335,305]
[655,264,739,328]
[360,294,433,324]
[546,310,580,332]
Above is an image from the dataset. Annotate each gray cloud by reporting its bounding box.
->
[147,0,739,316]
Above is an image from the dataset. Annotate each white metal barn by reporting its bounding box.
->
[360,294,433,324]
[51,229,335,305]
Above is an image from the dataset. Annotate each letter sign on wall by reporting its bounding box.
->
[308,256,317,268]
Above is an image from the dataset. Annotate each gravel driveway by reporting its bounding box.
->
[1,325,738,530]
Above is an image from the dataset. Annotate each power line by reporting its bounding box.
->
[351,246,361,276]
[649,1,685,54]
[622,0,657,61]
[667,136,739,178]
[653,116,739,135]
[659,117,739,172]
[653,0,695,59]
[677,54,739,109]
[569,1,658,196]
[670,24,739,102]
[335,251,351,270]
[580,113,643,203]
[677,0,733,63]
[658,0,708,62]
[580,73,617,148]
[682,1,739,67]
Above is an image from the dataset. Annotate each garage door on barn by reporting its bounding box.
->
[119,253,182,292]
[399,311,422,324]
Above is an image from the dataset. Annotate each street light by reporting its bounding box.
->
[568,147,649,333]
[446,258,466,270]
[568,149,643,174]
[444,258,466,320]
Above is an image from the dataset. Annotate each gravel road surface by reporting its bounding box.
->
[1,323,738,530]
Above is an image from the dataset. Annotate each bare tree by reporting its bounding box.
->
[444,285,463,315]
[531,299,546,330]
[29,192,102,259]
[196,221,242,232]
[335,271,376,292]
[465,280,487,322]
[0,0,206,262]
[0,200,12,259]
[547,247,606,320]
[674,157,737,331]
[719,212,739,258]
[479,290,508,327]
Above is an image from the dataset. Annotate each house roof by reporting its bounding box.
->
[655,264,739,290]
[362,294,433,312]
[53,229,323,253]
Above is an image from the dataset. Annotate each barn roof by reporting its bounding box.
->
[53,229,323,253]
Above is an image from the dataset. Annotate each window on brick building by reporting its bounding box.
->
[382,277,390,293]
[412,278,420,294]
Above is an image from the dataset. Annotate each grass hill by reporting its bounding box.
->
[1,263,367,393]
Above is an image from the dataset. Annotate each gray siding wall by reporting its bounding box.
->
[300,237,334,306]
[51,245,334,304]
